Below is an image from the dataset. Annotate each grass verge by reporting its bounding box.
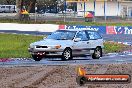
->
[0,33,130,58]
[0,33,43,58]
[104,41,130,53]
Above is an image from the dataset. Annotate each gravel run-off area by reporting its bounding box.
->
[0,64,132,88]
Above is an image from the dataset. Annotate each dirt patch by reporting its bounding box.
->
[0,64,132,88]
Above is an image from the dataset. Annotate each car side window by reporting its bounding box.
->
[6,6,10,8]
[86,31,102,40]
[76,31,88,41]
[1,6,5,8]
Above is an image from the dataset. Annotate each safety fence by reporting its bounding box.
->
[0,23,132,35]
[59,25,132,35]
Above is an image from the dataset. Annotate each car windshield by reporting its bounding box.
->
[46,30,76,40]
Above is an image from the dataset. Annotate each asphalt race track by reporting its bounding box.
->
[0,51,132,67]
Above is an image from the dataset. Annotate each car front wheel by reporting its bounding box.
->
[62,48,73,61]
[32,55,43,61]
[92,47,102,59]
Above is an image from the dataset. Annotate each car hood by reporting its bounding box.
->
[30,39,73,46]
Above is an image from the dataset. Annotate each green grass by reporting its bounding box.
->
[0,33,43,58]
[0,19,132,26]
[0,33,128,58]
[104,41,127,53]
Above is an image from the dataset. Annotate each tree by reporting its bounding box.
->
[0,0,15,4]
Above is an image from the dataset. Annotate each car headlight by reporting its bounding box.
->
[55,45,61,49]
[29,44,34,48]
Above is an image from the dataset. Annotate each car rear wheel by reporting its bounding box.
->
[92,47,102,59]
[62,48,73,61]
[32,55,43,61]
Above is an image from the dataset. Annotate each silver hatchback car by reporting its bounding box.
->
[28,29,104,61]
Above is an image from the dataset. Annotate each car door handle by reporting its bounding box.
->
[87,42,89,44]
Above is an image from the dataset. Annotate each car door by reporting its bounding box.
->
[1,6,5,12]
[72,30,90,55]
[85,30,103,49]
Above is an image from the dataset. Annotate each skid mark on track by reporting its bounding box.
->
[28,68,63,88]
[36,67,76,88]
[0,67,53,88]
[14,67,56,88]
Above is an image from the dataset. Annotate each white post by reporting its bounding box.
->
[104,0,106,21]
[84,1,85,18]
[94,0,96,22]
[64,0,67,22]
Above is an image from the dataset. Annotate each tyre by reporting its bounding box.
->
[32,55,43,61]
[61,48,73,61]
[76,76,87,86]
[92,47,102,59]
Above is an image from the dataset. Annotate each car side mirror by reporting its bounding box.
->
[74,38,81,42]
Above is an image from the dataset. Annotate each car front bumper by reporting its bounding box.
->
[28,48,63,56]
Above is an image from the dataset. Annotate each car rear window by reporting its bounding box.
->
[86,31,102,40]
